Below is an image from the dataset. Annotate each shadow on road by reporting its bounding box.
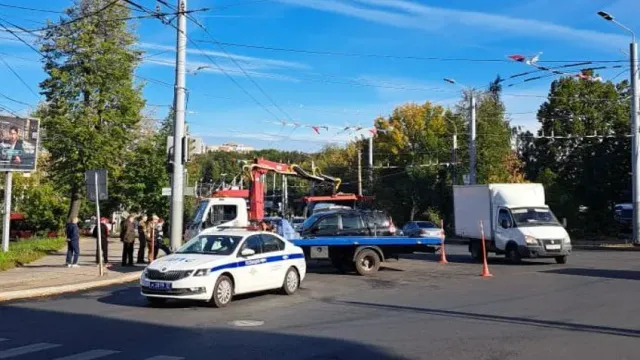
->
[0,303,409,360]
[331,300,640,339]
[542,268,640,281]
[95,285,296,309]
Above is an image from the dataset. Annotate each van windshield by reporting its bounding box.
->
[511,207,561,227]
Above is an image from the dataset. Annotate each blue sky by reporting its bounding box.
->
[0,0,639,151]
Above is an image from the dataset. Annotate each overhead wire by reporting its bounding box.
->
[196,40,628,64]
[0,56,40,98]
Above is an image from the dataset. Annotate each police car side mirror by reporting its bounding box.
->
[240,248,255,257]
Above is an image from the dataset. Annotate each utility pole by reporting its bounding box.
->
[597,11,639,245]
[357,148,363,196]
[2,173,12,253]
[452,133,458,184]
[169,0,187,251]
[630,40,640,245]
[368,136,373,190]
[469,92,477,185]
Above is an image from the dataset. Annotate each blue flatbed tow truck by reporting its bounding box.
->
[290,236,442,276]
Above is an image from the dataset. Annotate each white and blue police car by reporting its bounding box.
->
[140,228,306,307]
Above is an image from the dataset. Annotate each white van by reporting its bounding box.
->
[453,184,571,264]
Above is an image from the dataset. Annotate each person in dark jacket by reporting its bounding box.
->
[121,215,136,266]
[92,221,109,266]
[137,215,148,264]
[65,217,80,267]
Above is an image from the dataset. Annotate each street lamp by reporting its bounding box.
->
[598,11,640,245]
[444,78,476,185]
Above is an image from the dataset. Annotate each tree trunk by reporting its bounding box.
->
[68,185,82,221]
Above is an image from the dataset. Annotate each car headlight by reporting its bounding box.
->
[563,237,571,245]
[193,268,210,277]
[525,235,538,245]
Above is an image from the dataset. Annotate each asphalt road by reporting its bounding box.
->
[1,245,640,360]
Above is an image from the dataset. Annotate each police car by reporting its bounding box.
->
[140,228,306,307]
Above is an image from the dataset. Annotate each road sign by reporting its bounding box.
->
[86,169,108,201]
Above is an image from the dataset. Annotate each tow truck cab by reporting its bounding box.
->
[185,198,249,240]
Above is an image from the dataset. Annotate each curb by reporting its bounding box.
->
[0,271,142,302]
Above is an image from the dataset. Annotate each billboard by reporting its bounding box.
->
[0,116,39,172]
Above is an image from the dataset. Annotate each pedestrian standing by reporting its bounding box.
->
[93,220,110,266]
[152,215,171,260]
[137,215,148,264]
[65,217,80,267]
[121,215,136,266]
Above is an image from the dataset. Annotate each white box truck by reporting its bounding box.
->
[453,183,571,264]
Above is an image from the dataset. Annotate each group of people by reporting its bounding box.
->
[64,214,172,268]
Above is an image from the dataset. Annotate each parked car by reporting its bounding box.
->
[402,221,442,238]
[299,209,396,237]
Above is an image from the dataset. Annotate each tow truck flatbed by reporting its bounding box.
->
[289,236,443,276]
[290,236,442,247]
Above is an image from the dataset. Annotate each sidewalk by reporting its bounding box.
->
[0,237,148,302]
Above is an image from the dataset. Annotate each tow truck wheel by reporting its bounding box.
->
[210,275,233,308]
[354,249,381,276]
[555,256,568,264]
[281,267,300,295]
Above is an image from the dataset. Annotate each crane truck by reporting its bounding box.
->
[185,158,442,275]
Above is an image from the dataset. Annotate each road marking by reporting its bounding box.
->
[229,320,264,327]
[53,349,121,360]
[144,356,184,360]
[0,343,61,358]
[0,339,7,342]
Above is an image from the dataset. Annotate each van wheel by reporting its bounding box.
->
[555,256,568,264]
[281,267,300,295]
[210,275,233,308]
[354,249,380,276]
[506,243,522,264]
[470,242,483,263]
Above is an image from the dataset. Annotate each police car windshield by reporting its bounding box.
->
[177,235,242,255]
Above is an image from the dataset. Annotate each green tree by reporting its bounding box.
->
[519,76,630,234]
[37,0,145,220]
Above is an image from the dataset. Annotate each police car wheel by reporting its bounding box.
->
[281,267,299,295]
[210,275,233,308]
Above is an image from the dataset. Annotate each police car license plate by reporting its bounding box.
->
[149,282,172,290]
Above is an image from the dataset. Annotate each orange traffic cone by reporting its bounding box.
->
[479,221,493,278]
[439,219,448,264]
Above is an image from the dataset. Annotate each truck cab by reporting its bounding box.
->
[185,197,249,239]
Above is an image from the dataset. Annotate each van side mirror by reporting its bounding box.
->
[240,248,255,257]
[500,219,511,229]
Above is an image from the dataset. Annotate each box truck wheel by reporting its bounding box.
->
[470,241,483,263]
[555,256,567,264]
[505,243,522,264]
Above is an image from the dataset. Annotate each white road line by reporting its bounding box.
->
[53,349,121,360]
[0,343,61,358]
[0,339,7,342]
[144,356,185,360]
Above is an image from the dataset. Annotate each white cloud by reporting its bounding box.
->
[142,57,300,82]
[139,42,309,70]
[275,0,629,50]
